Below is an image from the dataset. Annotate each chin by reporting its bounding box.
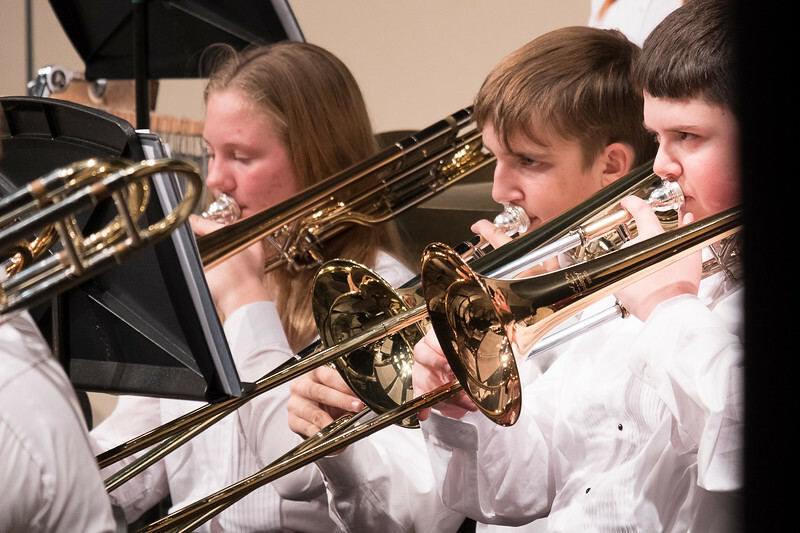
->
[527,217,543,232]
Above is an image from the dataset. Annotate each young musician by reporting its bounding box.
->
[287,26,658,532]
[90,42,413,532]
[413,1,743,530]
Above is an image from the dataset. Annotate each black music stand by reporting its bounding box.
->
[0,96,241,402]
[48,0,304,128]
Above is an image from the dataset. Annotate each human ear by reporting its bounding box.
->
[600,142,634,186]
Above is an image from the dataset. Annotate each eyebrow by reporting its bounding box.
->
[508,143,548,161]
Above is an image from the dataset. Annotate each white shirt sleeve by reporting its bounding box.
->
[2,311,117,533]
[419,370,560,526]
[316,426,466,533]
[90,395,171,522]
[222,300,330,500]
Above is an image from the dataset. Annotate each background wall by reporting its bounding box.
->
[1,0,591,134]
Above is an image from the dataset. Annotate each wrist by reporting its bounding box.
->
[636,281,698,321]
[216,280,273,317]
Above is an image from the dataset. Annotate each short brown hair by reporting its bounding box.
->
[474,26,656,170]
[635,0,739,115]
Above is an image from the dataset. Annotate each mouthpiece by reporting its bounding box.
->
[202,193,240,225]
[493,204,530,236]
[648,180,684,212]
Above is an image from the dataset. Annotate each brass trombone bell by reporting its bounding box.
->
[312,260,426,429]
[420,206,743,426]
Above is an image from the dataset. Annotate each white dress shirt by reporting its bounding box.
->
[420,265,744,532]
[1,310,117,533]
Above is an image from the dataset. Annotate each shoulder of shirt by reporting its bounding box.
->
[374,251,415,287]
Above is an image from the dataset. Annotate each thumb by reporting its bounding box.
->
[189,214,223,237]
[471,219,513,249]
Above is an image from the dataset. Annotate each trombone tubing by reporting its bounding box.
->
[196,107,477,269]
[135,382,464,533]
[136,207,742,533]
[99,197,603,483]
[96,160,662,473]
[98,304,429,486]
[2,159,204,314]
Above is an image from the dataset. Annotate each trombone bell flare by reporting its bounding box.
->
[312,259,427,428]
[421,242,523,426]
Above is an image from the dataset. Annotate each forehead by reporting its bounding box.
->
[204,90,281,140]
[643,94,731,130]
[482,121,578,158]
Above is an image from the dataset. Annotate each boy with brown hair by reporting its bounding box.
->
[289,25,657,532]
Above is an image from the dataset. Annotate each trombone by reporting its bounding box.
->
[197,106,495,271]
[421,207,742,425]
[99,203,527,490]
[1,157,204,314]
[107,171,682,511]
[309,174,683,428]
[135,204,743,533]
[96,161,678,489]
[96,105,509,478]
[95,105,496,482]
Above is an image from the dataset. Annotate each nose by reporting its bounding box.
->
[204,157,235,194]
[491,162,523,206]
[652,143,681,181]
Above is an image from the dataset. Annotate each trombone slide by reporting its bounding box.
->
[135,207,742,533]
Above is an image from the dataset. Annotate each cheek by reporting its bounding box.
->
[545,177,595,220]
[705,176,742,212]
[260,171,299,207]
[691,151,742,212]
[524,187,569,222]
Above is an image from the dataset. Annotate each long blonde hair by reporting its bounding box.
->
[203,42,408,350]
